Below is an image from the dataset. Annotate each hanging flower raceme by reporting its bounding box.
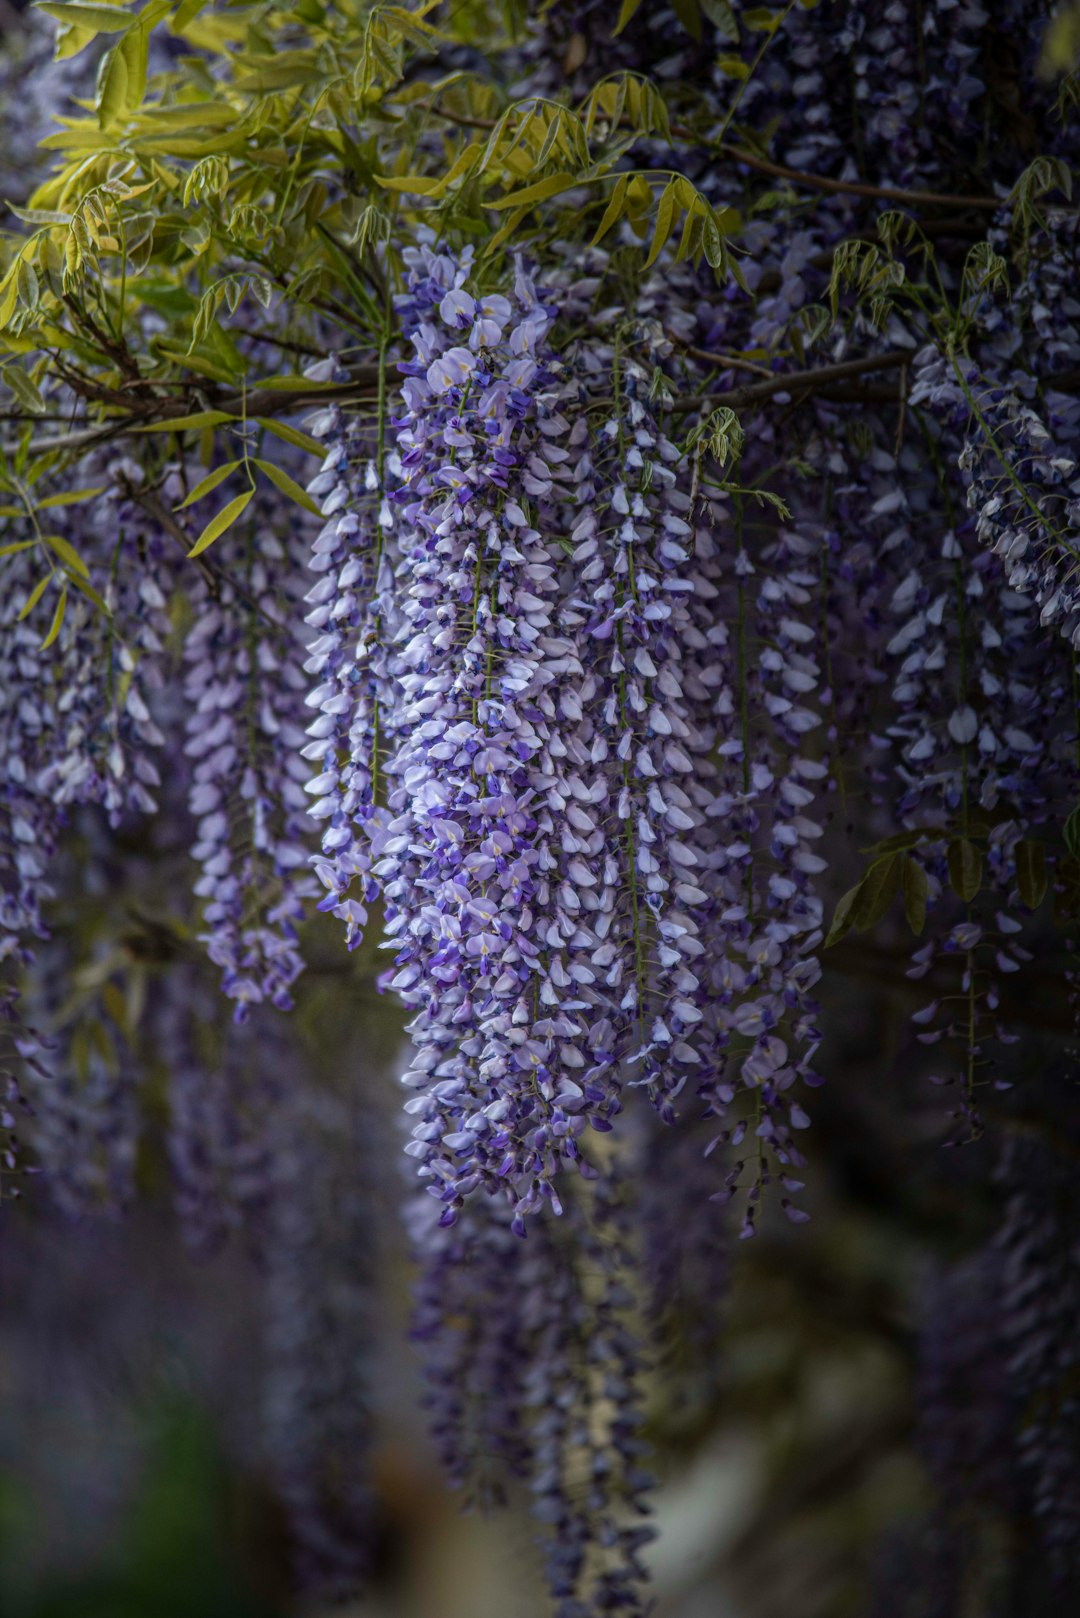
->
[912,348,1080,650]
[159,967,281,1254]
[375,248,607,1231]
[692,483,824,1233]
[555,335,715,1136]
[182,476,317,1019]
[33,463,172,827]
[303,369,398,950]
[870,354,1069,1131]
[409,1159,654,1618]
[1,545,62,967]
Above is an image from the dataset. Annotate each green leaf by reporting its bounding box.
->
[644,177,678,269]
[374,174,442,196]
[41,584,68,650]
[592,174,629,247]
[716,53,751,81]
[253,459,321,515]
[852,854,901,931]
[947,838,982,903]
[670,0,703,40]
[902,857,928,936]
[1039,1,1080,77]
[188,488,254,558]
[613,0,645,34]
[1015,839,1047,910]
[68,571,110,615]
[174,460,241,509]
[0,540,35,558]
[134,410,236,433]
[54,21,98,59]
[825,880,861,947]
[743,5,784,31]
[3,366,46,415]
[1064,804,1080,860]
[35,1,131,35]
[487,172,579,211]
[36,485,105,509]
[43,532,90,577]
[700,0,739,39]
[171,0,210,28]
[119,17,149,106]
[96,41,129,130]
[256,418,324,458]
[18,574,51,619]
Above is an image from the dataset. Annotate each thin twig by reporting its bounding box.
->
[710,140,1000,213]
[676,339,774,377]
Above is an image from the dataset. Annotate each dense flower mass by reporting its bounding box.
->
[182,481,317,1018]
[5,0,1080,1611]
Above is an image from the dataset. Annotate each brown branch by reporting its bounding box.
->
[1,365,382,459]
[666,349,911,413]
[710,140,1000,213]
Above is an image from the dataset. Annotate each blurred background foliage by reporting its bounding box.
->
[0,909,1059,1618]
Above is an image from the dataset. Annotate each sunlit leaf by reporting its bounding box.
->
[188,488,254,557]
[253,458,322,515]
[174,460,242,509]
[40,584,68,649]
[18,574,52,619]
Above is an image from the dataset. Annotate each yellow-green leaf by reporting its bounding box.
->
[0,266,21,330]
[68,571,110,614]
[35,1,131,34]
[256,418,324,458]
[374,174,442,196]
[613,0,646,33]
[3,366,46,414]
[487,172,579,210]
[36,485,105,509]
[947,838,982,904]
[171,0,209,29]
[744,5,784,30]
[175,460,241,509]
[119,23,149,108]
[188,488,254,557]
[43,532,89,577]
[644,177,678,268]
[96,42,129,130]
[591,174,630,246]
[254,459,321,515]
[134,410,236,433]
[18,574,51,619]
[54,21,98,59]
[41,585,68,650]
[0,540,35,557]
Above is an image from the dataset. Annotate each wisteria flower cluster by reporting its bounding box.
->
[7,0,1080,1611]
